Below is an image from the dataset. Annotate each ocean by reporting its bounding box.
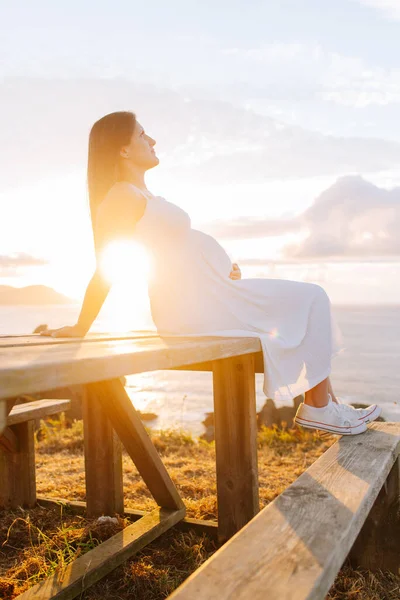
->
[1,303,400,437]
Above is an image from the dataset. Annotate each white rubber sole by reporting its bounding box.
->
[359,404,381,423]
[294,416,367,436]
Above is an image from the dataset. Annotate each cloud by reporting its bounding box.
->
[283,176,400,259]
[203,176,400,261]
[357,1,400,20]
[220,42,400,108]
[1,77,400,194]
[0,252,48,276]
[321,53,400,107]
[0,253,48,267]
[203,216,301,240]
[222,43,312,62]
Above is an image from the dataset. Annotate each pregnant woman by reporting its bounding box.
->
[41,111,381,435]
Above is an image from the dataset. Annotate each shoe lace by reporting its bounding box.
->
[331,401,355,427]
[337,402,359,415]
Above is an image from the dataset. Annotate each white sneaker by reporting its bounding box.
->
[294,394,367,435]
[336,398,381,424]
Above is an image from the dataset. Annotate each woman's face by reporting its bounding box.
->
[120,120,159,169]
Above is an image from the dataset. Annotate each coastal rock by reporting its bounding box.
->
[257,395,303,430]
[200,395,304,441]
[257,398,280,429]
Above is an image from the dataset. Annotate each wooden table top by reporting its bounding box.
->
[0,333,262,400]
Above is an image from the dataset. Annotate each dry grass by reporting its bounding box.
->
[0,416,399,599]
[327,565,400,599]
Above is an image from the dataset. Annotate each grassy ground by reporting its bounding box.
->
[0,417,399,599]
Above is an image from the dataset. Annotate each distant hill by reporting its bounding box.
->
[0,285,76,305]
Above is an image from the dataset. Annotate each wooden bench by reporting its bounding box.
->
[0,331,263,599]
[168,421,400,600]
[0,398,71,509]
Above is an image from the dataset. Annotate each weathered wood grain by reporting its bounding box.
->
[0,336,261,400]
[212,353,259,543]
[7,399,71,425]
[0,421,36,509]
[82,387,124,517]
[0,333,265,373]
[0,399,18,441]
[85,379,185,512]
[0,424,18,452]
[15,507,185,600]
[169,422,400,600]
[0,399,6,437]
[349,457,400,572]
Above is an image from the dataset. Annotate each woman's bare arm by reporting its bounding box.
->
[75,269,112,334]
[40,270,111,337]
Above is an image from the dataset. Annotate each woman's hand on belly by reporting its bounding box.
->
[229,263,241,280]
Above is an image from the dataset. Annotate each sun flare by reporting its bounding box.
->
[96,240,154,332]
[99,240,151,286]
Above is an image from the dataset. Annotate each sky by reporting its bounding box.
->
[0,0,400,316]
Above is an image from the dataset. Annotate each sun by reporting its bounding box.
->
[97,240,154,331]
[99,239,151,286]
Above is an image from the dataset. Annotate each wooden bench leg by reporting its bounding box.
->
[0,398,18,449]
[83,387,124,517]
[349,457,400,573]
[0,421,36,509]
[212,352,259,544]
[85,379,185,512]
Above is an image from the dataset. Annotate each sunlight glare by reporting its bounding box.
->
[96,240,154,332]
[99,240,151,286]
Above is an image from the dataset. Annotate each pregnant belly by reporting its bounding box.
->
[191,229,233,279]
[148,229,235,330]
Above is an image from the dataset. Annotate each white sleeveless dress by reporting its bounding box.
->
[130,185,344,402]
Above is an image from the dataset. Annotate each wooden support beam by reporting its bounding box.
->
[0,421,36,509]
[15,507,185,600]
[82,387,124,517]
[0,426,18,453]
[36,496,219,541]
[349,457,400,572]
[212,353,259,544]
[0,398,18,447]
[7,399,71,426]
[85,379,185,512]
[0,399,6,436]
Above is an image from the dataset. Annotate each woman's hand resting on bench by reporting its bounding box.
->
[39,324,88,338]
[229,263,241,280]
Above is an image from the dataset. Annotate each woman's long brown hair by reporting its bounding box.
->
[87,111,136,258]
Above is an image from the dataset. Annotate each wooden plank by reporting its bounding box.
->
[86,379,185,512]
[0,421,36,509]
[37,496,219,540]
[0,336,261,400]
[212,353,259,544]
[349,457,400,572]
[15,506,185,600]
[0,332,264,372]
[7,399,71,425]
[0,330,159,347]
[82,388,124,517]
[168,422,400,600]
